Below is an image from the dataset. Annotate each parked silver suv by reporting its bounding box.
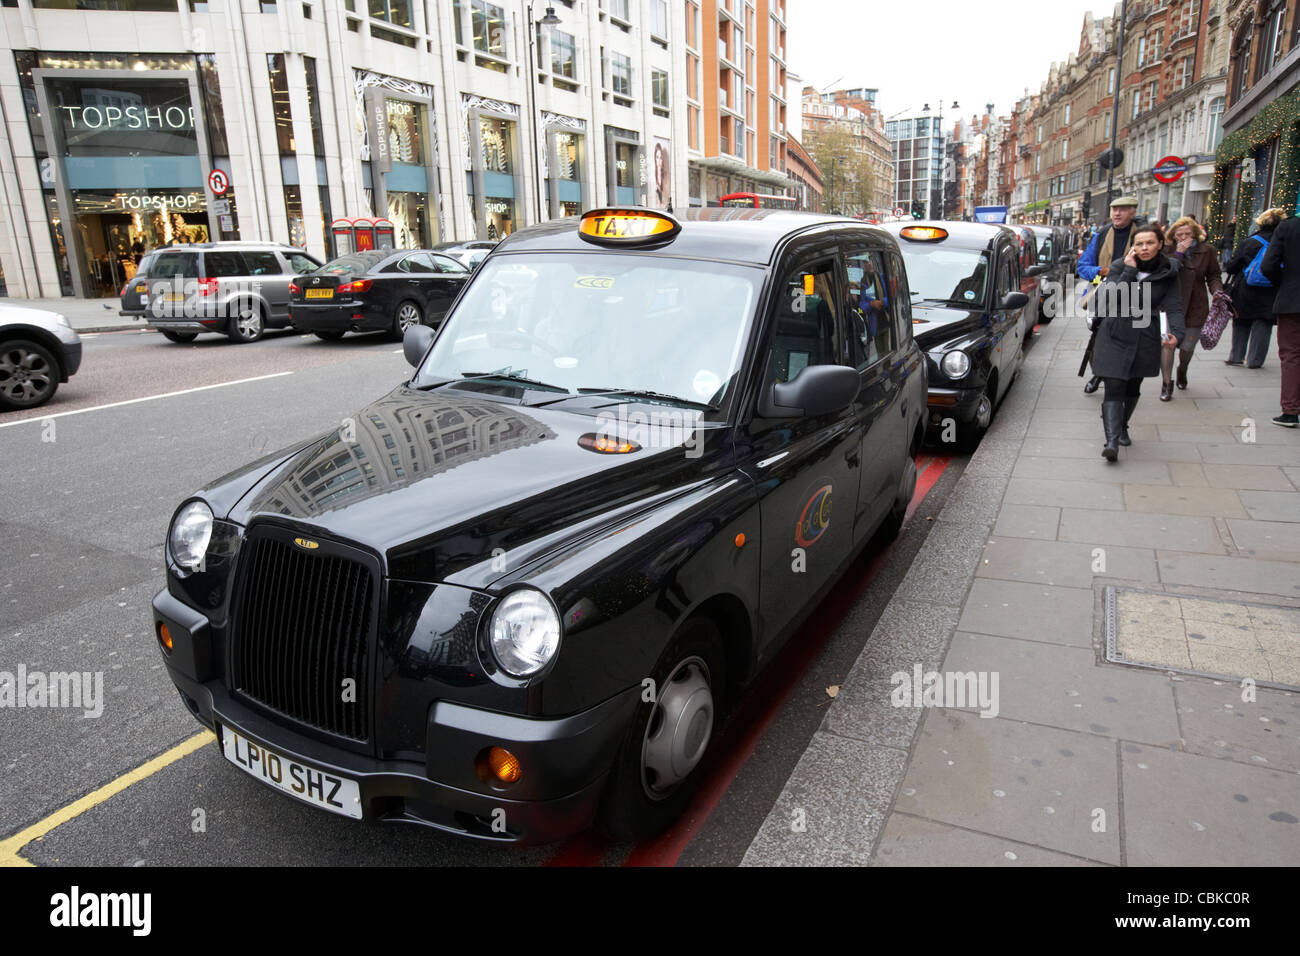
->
[120,241,323,343]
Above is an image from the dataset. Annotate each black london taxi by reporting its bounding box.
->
[882,221,1045,451]
[152,207,927,844]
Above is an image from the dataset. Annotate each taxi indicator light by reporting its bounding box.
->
[477,747,522,785]
[578,208,681,246]
[900,226,949,242]
[578,433,642,454]
[157,622,173,653]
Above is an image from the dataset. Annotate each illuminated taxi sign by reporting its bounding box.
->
[899,226,949,242]
[579,209,681,246]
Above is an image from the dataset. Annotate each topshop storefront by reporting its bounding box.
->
[16,52,231,298]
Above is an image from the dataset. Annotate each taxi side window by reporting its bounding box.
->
[768,257,841,385]
[887,252,913,344]
[843,244,896,370]
[996,251,1015,301]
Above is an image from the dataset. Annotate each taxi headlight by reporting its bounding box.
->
[490,589,561,678]
[169,501,213,571]
[941,350,971,380]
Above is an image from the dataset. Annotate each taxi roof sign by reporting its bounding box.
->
[899,226,949,242]
[579,209,681,246]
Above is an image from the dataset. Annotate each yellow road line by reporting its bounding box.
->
[0,730,214,867]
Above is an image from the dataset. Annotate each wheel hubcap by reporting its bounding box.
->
[641,656,713,800]
[238,310,261,337]
[398,305,419,331]
[975,392,993,430]
[0,348,53,402]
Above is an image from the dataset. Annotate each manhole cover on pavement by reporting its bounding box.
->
[1105,587,1300,690]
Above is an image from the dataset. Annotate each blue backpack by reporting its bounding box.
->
[1244,237,1273,288]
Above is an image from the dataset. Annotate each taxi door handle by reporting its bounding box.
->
[844,445,860,467]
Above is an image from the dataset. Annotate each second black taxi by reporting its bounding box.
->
[883,221,1045,451]
[152,207,926,845]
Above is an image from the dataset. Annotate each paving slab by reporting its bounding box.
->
[895,520,993,607]
[1169,463,1209,487]
[1004,477,1125,511]
[872,813,1102,866]
[1238,490,1300,523]
[851,599,962,676]
[1174,680,1300,772]
[1116,442,1208,463]
[977,536,1156,589]
[943,632,1182,744]
[1158,552,1300,601]
[1156,426,1242,444]
[740,733,907,867]
[957,578,1094,647]
[993,504,1061,540]
[1199,443,1300,466]
[1203,464,1297,491]
[1123,484,1249,518]
[894,710,1120,864]
[1015,455,1173,485]
[822,674,927,751]
[1121,743,1300,866]
[1059,508,1226,554]
[1228,519,1300,562]
[934,478,1007,529]
[1026,419,1159,442]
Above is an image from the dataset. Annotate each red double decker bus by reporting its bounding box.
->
[719,192,799,210]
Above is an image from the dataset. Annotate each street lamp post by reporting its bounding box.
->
[524,4,562,223]
[1104,0,1128,215]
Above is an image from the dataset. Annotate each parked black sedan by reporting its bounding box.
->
[883,221,1045,451]
[290,249,471,340]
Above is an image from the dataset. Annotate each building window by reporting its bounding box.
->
[604,0,629,21]
[1064,102,1071,123]
[471,0,507,58]
[649,0,668,39]
[687,104,699,150]
[1257,1,1286,81]
[1231,24,1253,101]
[480,117,515,174]
[1207,96,1225,151]
[303,57,327,160]
[608,51,632,98]
[1107,66,1115,94]
[267,54,296,156]
[1174,56,1193,90]
[368,0,411,29]
[651,69,669,112]
[551,30,576,78]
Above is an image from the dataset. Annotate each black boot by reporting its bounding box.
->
[1118,395,1138,446]
[1159,380,1174,401]
[1083,375,1102,394]
[1101,401,1125,462]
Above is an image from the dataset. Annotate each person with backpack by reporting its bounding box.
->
[1261,209,1300,427]
[1077,196,1139,394]
[1223,208,1285,371]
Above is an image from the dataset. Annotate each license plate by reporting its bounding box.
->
[219,724,362,819]
[304,288,334,299]
[166,293,186,303]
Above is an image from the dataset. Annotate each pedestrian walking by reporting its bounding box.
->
[1261,211,1300,427]
[1223,208,1285,370]
[1090,223,1185,461]
[1162,216,1223,399]
[1077,196,1140,394]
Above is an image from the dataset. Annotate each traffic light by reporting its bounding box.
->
[912,206,924,219]
[1081,190,1092,221]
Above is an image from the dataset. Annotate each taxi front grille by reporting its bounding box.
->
[229,533,373,743]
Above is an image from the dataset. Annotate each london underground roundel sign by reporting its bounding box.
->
[1152,155,1187,184]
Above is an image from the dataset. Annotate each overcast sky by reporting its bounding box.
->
[787,0,1117,134]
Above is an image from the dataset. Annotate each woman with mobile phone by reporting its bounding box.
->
[1089,223,1185,462]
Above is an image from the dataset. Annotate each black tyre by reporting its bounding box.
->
[596,617,726,842]
[875,454,917,543]
[161,330,198,343]
[956,380,995,453]
[1035,291,1054,325]
[226,302,265,343]
[0,338,60,411]
[391,300,423,341]
[313,330,346,341]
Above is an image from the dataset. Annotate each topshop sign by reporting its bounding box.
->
[58,104,197,131]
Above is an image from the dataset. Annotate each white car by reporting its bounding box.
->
[0,303,83,411]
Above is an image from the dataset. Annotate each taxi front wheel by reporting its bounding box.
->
[596,617,726,842]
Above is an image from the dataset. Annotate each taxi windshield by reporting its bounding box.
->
[896,246,990,308]
[413,252,762,417]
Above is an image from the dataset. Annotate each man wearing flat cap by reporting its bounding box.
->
[1077,196,1140,392]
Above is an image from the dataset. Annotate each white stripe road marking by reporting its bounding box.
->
[0,371,294,429]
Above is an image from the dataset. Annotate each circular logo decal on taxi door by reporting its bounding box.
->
[795,484,833,547]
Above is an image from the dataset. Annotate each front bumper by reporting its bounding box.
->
[924,385,985,427]
[152,586,637,844]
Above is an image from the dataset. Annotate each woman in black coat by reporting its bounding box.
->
[1090,223,1185,461]
[1223,208,1285,368]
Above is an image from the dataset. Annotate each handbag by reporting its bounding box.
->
[1200,290,1236,350]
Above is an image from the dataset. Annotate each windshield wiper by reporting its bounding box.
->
[414,369,569,393]
[572,387,718,410]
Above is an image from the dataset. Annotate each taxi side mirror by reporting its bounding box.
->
[403,323,435,367]
[762,364,859,418]
[999,291,1030,310]
[1025,264,1049,277]
[1058,255,1072,265]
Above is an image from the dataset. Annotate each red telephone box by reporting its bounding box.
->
[374,218,396,250]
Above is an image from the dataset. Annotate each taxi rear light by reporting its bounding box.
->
[338,279,373,294]
[900,226,949,242]
[578,208,681,246]
[578,433,641,454]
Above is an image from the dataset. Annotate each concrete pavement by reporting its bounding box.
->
[743,305,1300,867]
